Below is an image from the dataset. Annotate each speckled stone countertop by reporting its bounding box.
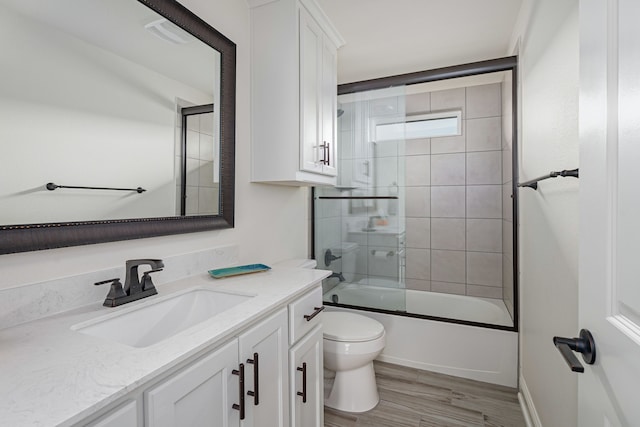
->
[1,266,330,427]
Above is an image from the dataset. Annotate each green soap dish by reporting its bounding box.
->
[208,263,271,279]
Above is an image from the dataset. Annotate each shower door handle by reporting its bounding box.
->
[552,329,596,373]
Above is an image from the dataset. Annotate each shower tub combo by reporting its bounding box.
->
[324,282,517,387]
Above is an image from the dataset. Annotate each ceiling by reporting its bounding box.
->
[316,0,523,84]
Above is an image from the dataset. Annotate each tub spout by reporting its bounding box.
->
[328,272,345,282]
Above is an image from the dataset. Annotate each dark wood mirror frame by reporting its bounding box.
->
[0,0,236,255]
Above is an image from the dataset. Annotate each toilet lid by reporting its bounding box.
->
[323,312,384,342]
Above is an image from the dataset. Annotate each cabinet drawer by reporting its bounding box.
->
[288,286,323,345]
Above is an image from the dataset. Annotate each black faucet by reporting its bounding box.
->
[95,259,164,307]
[328,271,345,282]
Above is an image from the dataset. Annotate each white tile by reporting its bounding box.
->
[368,246,400,278]
[431,186,465,218]
[466,83,501,119]
[405,92,430,114]
[405,155,430,186]
[502,146,512,184]
[405,138,431,156]
[466,185,502,218]
[431,281,466,295]
[185,158,199,186]
[466,219,502,252]
[376,156,398,187]
[466,117,501,152]
[466,151,502,184]
[467,252,502,286]
[405,218,430,248]
[200,112,214,136]
[405,278,431,291]
[185,186,199,214]
[199,133,215,161]
[503,220,514,258]
[466,284,502,299]
[431,87,465,117]
[198,161,215,188]
[186,130,199,159]
[338,102,354,131]
[431,250,466,283]
[198,187,217,214]
[431,218,465,250]
[502,184,513,221]
[431,153,465,186]
[406,248,430,280]
[340,130,354,160]
[405,186,430,217]
[431,133,465,154]
[186,114,199,131]
[375,140,399,158]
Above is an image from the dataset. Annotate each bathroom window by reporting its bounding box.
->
[374,110,462,141]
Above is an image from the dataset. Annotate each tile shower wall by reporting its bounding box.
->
[175,112,220,215]
[403,83,506,299]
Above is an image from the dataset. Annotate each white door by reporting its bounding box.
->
[579,0,640,425]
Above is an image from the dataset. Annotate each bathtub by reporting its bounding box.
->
[323,283,518,387]
[324,282,513,327]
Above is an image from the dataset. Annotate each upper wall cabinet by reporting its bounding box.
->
[249,0,345,186]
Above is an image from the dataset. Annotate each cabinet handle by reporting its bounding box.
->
[303,306,325,322]
[232,363,245,420]
[246,352,259,405]
[325,142,330,166]
[319,142,329,165]
[296,362,307,403]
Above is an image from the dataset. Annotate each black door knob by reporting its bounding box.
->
[553,329,596,373]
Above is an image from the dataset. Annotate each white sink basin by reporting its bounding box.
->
[73,288,253,348]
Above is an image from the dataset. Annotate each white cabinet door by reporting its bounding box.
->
[290,325,323,427]
[320,35,338,177]
[146,340,240,427]
[239,308,289,427]
[299,6,323,175]
[87,400,138,427]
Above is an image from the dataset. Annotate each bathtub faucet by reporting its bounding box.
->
[328,271,345,282]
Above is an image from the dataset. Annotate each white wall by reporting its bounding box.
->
[0,4,215,224]
[0,0,310,290]
[511,0,580,426]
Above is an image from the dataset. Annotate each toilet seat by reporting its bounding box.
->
[323,312,384,342]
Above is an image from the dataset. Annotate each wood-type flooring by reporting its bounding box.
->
[324,361,526,427]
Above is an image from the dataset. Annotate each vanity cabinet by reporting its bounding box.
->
[249,0,344,186]
[288,287,324,427]
[290,326,323,427]
[146,309,288,427]
[74,284,324,427]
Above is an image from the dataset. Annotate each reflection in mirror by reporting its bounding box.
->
[0,0,221,225]
[0,0,236,254]
[179,104,219,216]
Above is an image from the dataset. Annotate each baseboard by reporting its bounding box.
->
[519,374,542,427]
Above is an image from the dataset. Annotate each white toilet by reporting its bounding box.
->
[323,311,386,412]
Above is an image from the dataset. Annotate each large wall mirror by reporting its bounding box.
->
[0,0,236,254]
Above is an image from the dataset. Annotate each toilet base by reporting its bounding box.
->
[324,361,379,413]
